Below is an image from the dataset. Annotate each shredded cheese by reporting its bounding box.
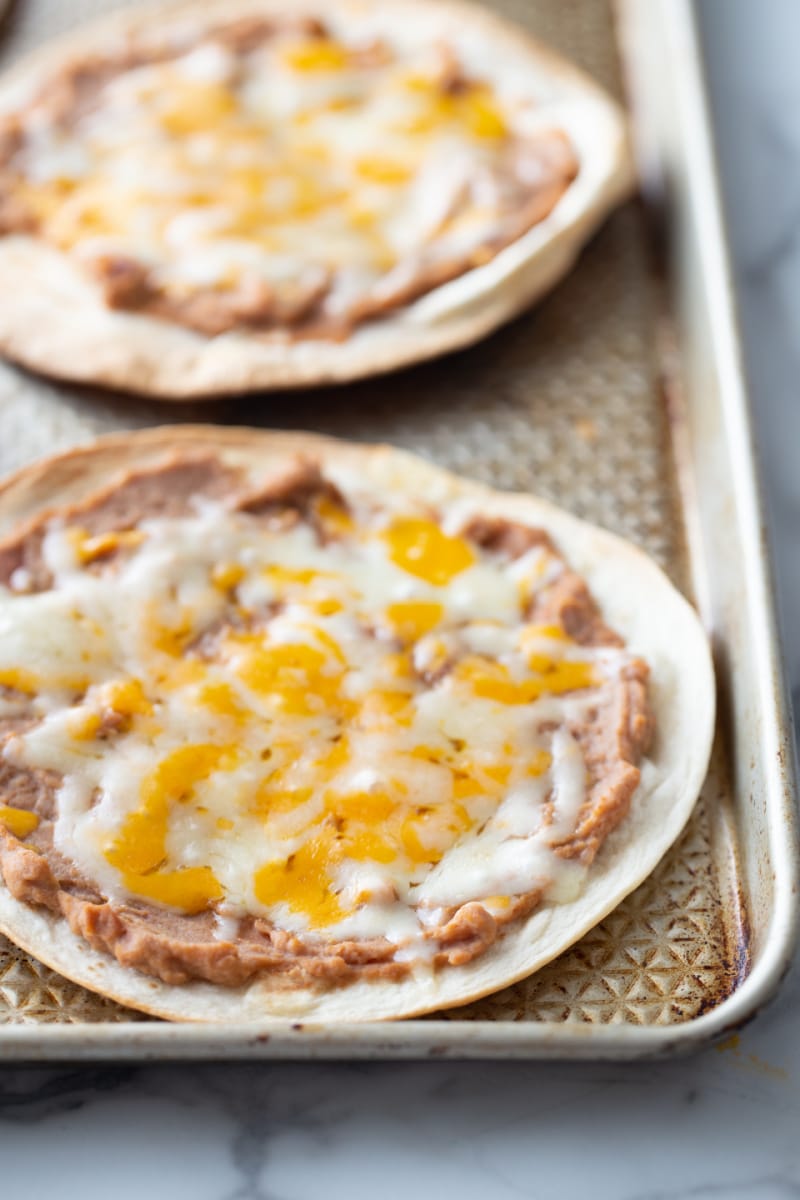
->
[5,17,572,326]
[0,480,634,953]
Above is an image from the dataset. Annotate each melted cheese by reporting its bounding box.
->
[383,518,475,585]
[0,805,39,838]
[0,481,637,955]
[8,20,567,321]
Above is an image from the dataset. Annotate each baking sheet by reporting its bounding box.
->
[0,0,795,1058]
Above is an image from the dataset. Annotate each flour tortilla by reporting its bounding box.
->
[0,0,633,399]
[0,427,714,1022]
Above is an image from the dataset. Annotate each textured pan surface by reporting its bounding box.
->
[0,0,745,1031]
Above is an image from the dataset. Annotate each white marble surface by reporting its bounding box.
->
[2,3,800,1197]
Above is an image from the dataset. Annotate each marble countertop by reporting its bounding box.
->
[3,2,800,1196]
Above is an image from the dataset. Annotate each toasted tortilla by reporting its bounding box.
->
[0,0,632,399]
[0,427,714,1021]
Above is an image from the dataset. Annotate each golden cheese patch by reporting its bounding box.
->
[0,805,39,839]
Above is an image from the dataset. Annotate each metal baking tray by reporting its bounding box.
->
[0,0,796,1060]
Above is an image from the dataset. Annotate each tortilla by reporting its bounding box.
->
[0,427,714,1022]
[0,0,632,398]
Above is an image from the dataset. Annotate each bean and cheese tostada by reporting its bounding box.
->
[0,0,632,397]
[0,428,713,1021]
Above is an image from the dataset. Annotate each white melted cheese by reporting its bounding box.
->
[9,19,573,323]
[0,488,637,956]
